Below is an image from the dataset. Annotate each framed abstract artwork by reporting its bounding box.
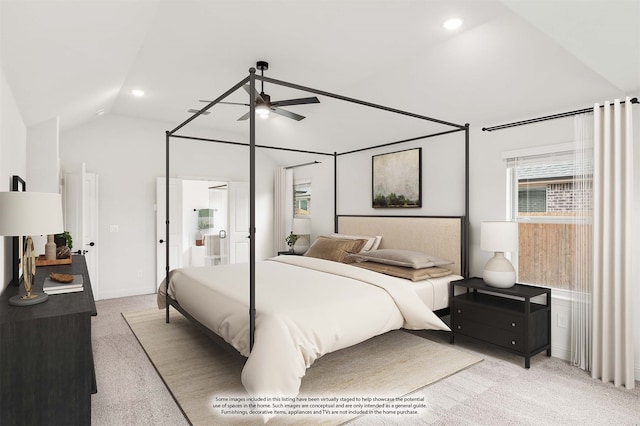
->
[372,147,422,208]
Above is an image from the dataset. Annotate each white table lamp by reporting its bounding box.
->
[291,217,311,254]
[481,221,518,288]
[0,192,64,306]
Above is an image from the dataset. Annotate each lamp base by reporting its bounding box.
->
[9,292,49,306]
[483,252,516,288]
[293,242,309,254]
[483,270,516,288]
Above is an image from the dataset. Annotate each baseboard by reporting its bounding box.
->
[98,285,157,300]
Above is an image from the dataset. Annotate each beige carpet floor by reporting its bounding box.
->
[123,308,482,426]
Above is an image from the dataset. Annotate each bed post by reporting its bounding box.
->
[249,67,257,352]
[333,152,338,232]
[165,131,171,323]
[464,123,470,278]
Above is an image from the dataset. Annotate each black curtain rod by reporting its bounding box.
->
[482,97,639,132]
[284,161,321,169]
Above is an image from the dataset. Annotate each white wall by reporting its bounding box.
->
[26,116,60,193]
[0,66,27,292]
[60,114,276,299]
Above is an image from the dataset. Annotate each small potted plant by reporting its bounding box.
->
[54,231,72,259]
[54,231,73,250]
[285,232,298,253]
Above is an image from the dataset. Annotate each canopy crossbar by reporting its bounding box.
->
[170,133,335,157]
[164,66,470,354]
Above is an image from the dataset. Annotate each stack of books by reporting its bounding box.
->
[43,275,84,295]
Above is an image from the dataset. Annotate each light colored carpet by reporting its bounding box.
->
[123,308,482,426]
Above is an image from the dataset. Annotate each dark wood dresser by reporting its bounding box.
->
[0,255,97,425]
[449,277,551,368]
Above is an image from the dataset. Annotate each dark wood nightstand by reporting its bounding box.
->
[449,277,551,368]
[277,250,302,255]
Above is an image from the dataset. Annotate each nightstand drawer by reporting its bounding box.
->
[453,302,523,333]
[454,318,524,352]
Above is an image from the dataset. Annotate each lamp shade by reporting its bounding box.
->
[481,221,518,253]
[291,217,311,235]
[0,192,64,236]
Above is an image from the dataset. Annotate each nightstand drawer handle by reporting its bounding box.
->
[511,340,517,346]
[457,325,462,330]
[511,322,517,327]
[457,309,462,314]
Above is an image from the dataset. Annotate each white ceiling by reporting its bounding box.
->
[1,0,638,153]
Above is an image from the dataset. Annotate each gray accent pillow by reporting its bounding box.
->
[350,249,453,269]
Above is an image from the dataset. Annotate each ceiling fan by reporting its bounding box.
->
[190,61,320,121]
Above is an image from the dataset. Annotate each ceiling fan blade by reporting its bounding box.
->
[237,111,250,121]
[271,96,320,107]
[187,108,211,115]
[242,85,265,104]
[272,107,305,121]
[199,100,250,106]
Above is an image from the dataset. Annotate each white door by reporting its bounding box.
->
[64,165,99,298]
[156,177,181,288]
[228,181,249,264]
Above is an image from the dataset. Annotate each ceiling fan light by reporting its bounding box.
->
[256,105,270,118]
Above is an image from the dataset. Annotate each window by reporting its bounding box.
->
[294,180,311,217]
[505,144,592,290]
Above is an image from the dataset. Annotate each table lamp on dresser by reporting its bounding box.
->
[0,191,64,306]
[480,221,518,288]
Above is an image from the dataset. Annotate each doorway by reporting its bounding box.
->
[64,166,99,298]
[155,178,249,288]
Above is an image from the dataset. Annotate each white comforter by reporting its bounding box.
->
[159,255,450,398]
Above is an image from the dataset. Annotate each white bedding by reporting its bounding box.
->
[158,255,450,398]
[411,274,463,311]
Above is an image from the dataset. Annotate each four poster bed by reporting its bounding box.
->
[158,65,470,399]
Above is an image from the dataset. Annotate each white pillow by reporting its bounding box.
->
[328,233,382,252]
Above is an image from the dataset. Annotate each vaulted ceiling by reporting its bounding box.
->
[1,0,638,152]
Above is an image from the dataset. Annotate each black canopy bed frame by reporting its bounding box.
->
[164,65,470,354]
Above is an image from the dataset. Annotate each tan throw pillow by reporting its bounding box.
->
[328,233,382,252]
[304,236,368,263]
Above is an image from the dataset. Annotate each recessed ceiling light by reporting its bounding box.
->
[131,89,145,97]
[95,109,105,116]
[443,18,463,31]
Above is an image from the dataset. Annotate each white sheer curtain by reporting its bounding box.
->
[571,113,593,372]
[591,97,635,389]
[273,167,293,254]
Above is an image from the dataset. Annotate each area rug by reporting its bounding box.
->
[123,308,482,425]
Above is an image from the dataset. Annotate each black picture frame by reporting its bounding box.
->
[10,175,26,286]
[372,147,422,208]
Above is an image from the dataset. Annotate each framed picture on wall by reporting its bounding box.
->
[372,147,422,208]
[11,175,26,286]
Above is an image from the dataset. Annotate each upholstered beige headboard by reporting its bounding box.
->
[337,215,464,276]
